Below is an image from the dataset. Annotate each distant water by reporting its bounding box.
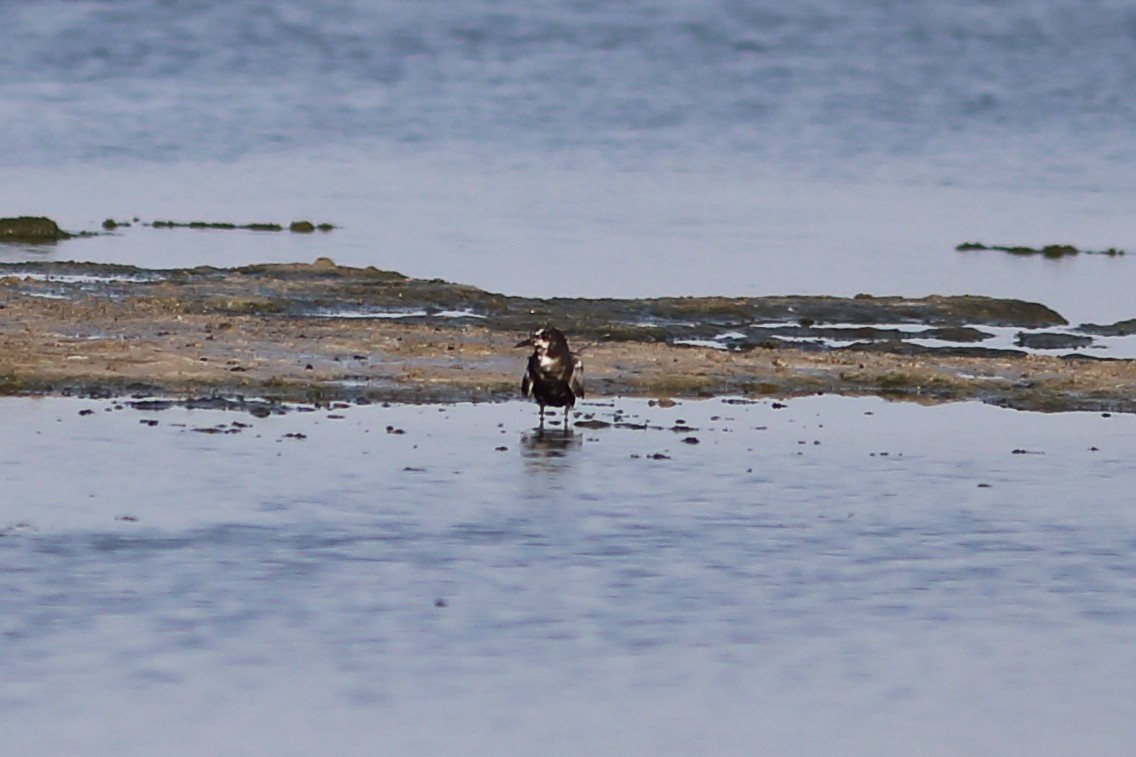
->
[2,0,1135,322]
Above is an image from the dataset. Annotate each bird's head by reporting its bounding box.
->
[516,327,566,354]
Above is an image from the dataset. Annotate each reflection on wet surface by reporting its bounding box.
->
[520,426,583,459]
[1,396,1135,754]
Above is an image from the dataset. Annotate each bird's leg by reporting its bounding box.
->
[538,404,545,429]
[563,409,570,430]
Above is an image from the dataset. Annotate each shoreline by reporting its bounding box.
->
[2,259,1135,414]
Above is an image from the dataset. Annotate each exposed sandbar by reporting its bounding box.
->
[1,260,1133,413]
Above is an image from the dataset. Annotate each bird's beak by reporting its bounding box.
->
[515,337,533,348]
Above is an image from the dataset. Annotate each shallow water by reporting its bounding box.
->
[2,395,1135,755]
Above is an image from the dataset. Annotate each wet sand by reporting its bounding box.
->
[2,259,1135,413]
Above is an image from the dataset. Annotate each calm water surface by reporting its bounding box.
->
[3,5,1136,753]
[1,396,1135,755]
[1,1,1135,322]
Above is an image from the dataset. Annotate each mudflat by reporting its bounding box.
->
[1,259,1133,413]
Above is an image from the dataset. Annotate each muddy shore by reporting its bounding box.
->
[2,259,1135,413]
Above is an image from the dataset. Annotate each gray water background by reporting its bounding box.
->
[3,4,1136,753]
[1,0,1135,322]
[2,396,1135,755]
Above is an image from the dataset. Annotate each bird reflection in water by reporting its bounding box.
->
[520,423,583,477]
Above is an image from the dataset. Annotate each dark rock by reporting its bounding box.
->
[1077,318,1136,337]
[921,326,995,343]
[1014,332,1094,350]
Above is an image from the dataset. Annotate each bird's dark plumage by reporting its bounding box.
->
[517,327,584,428]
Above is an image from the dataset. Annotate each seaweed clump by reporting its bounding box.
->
[148,219,335,233]
[0,216,72,243]
[957,242,1125,257]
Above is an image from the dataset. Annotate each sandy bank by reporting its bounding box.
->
[1,260,1133,413]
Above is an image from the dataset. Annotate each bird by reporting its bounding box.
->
[516,327,585,429]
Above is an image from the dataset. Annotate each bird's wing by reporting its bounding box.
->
[521,372,532,398]
[570,358,585,399]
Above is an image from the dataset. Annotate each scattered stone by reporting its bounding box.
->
[681,436,700,444]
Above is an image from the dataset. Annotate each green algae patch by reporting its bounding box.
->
[0,216,72,243]
[200,295,282,315]
[232,259,407,282]
[0,372,28,394]
[288,221,335,233]
[148,219,335,232]
[958,242,1125,257]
